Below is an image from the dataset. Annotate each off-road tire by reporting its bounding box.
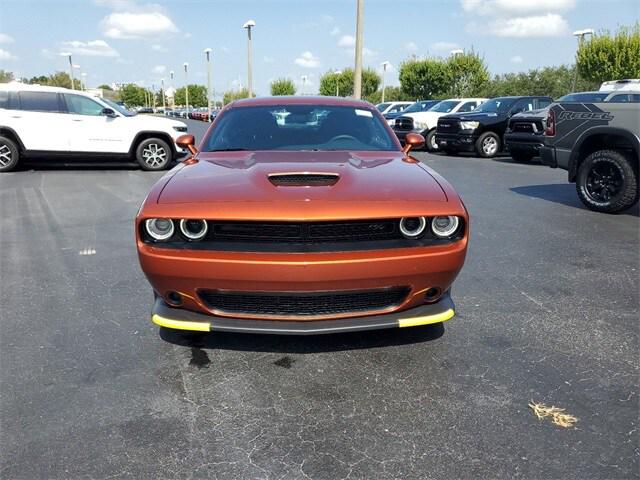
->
[576,149,638,213]
[0,135,20,172]
[136,137,173,171]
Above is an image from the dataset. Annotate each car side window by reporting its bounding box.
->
[457,102,477,113]
[630,94,640,103]
[537,98,552,109]
[18,92,62,112]
[608,94,638,103]
[512,99,534,114]
[65,94,105,116]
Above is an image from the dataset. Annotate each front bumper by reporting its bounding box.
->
[151,291,455,335]
[434,133,476,152]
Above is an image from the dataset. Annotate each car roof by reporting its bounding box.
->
[489,95,552,100]
[438,98,488,102]
[0,82,97,98]
[230,95,375,109]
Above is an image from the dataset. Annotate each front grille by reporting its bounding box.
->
[198,287,410,317]
[269,173,339,186]
[437,119,460,133]
[394,117,414,130]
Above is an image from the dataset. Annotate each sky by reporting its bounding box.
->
[0,0,638,100]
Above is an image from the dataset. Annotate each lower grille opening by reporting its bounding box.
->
[198,287,410,317]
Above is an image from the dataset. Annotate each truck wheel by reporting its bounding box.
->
[425,129,439,152]
[0,135,20,172]
[576,149,638,213]
[511,152,534,163]
[136,138,173,171]
[475,132,500,158]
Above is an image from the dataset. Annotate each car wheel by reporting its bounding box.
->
[576,149,638,213]
[425,130,439,152]
[475,132,500,158]
[136,138,173,171]
[511,152,534,163]
[0,135,20,173]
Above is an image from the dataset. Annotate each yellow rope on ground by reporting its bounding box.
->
[529,401,578,428]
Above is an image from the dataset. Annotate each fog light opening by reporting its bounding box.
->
[166,291,183,306]
[425,287,442,303]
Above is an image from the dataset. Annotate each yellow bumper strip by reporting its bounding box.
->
[397,308,455,328]
[151,314,210,332]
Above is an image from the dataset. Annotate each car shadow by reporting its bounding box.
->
[159,322,445,354]
[511,183,639,216]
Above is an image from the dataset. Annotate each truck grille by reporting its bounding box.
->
[198,287,410,318]
[394,117,414,130]
[436,119,460,133]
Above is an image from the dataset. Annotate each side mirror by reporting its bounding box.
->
[403,132,425,154]
[176,134,198,155]
[101,108,117,118]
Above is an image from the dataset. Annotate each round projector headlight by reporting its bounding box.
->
[145,218,174,241]
[431,216,460,237]
[179,219,208,240]
[399,217,427,238]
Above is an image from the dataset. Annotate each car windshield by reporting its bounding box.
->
[473,98,515,113]
[429,100,459,113]
[403,101,434,113]
[376,103,391,112]
[204,105,397,152]
[558,92,609,102]
[101,98,136,116]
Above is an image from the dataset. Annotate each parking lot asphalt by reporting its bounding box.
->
[1,118,638,479]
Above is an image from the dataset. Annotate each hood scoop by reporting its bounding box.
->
[268,173,340,187]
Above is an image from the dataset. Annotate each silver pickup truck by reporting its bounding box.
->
[540,93,640,213]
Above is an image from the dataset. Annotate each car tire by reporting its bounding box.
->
[136,137,173,171]
[425,129,439,152]
[475,132,501,158]
[511,151,534,163]
[0,135,20,173]
[575,149,638,213]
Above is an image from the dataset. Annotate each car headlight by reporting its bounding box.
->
[460,121,480,131]
[431,216,460,238]
[173,126,187,132]
[399,217,427,239]
[145,218,174,241]
[413,120,430,131]
[179,219,208,241]
[387,119,396,126]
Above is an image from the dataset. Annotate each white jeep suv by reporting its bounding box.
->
[0,83,188,172]
[394,98,487,152]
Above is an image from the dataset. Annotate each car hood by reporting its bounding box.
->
[129,114,186,130]
[157,151,449,216]
[404,111,445,122]
[441,111,501,121]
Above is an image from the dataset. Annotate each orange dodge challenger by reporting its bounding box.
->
[136,96,468,335]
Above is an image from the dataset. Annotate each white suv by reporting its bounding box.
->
[394,98,487,151]
[0,83,188,172]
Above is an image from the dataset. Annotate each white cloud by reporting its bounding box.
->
[430,41,460,52]
[510,55,523,64]
[461,0,575,15]
[337,35,355,47]
[0,48,17,61]
[60,39,120,57]
[151,44,168,52]
[101,11,178,39]
[489,14,569,37]
[263,55,274,64]
[404,41,418,53]
[0,33,14,44]
[152,65,166,74]
[294,51,321,68]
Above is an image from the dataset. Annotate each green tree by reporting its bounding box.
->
[223,88,251,104]
[270,78,296,96]
[446,50,490,97]
[0,70,14,82]
[119,83,149,107]
[319,68,380,97]
[174,84,208,107]
[577,24,640,84]
[399,58,451,99]
[364,86,414,104]
[97,84,113,90]
[27,71,73,89]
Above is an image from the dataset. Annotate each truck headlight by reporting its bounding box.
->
[413,120,429,131]
[460,121,479,131]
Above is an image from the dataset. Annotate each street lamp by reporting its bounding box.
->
[380,61,390,103]
[81,72,87,91]
[161,78,166,112]
[301,75,307,95]
[204,48,213,118]
[60,52,74,90]
[353,0,364,99]
[572,28,594,91]
[169,70,174,109]
[334,70,342,97]
[243,19,256,97]
[183,62,189,115]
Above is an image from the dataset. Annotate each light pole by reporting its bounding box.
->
[183,62,189,115]
[380,61,389,103]
[169,70,174,109]
[243,20,256,97]
[334,70,342,97]
[572,28,594,91]
[301,75,307,95]
[161,78,166,112]
[204,48,213,118]
[353,0,364,99]
[81,72,87,91]
[61,52,74,90]
[152,83,156,110]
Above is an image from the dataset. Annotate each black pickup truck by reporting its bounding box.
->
[435,96,552,158]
